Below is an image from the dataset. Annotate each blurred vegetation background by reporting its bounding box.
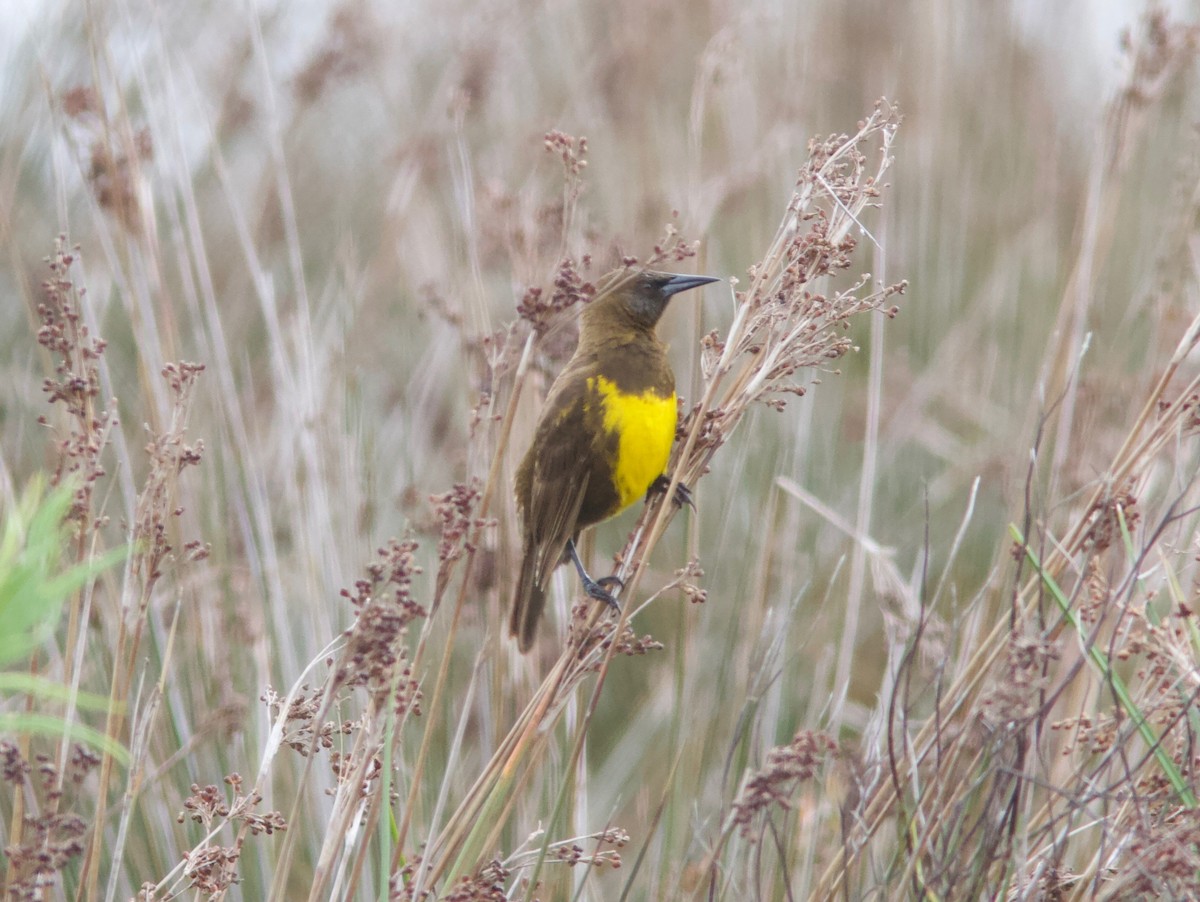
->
[2,0,1199,899]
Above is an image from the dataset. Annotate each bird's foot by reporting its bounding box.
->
[582,574,623,612]
[647,475,695,510]
[566,538,623,612]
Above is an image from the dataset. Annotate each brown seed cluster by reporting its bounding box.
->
[675,557,708,605]
[646,221,701,267]
[732,730,837,839]
[173,774,287,894]
[1080,482,1139,553]
[981,633,1059,726]
[1122,810,1200,897]
[261,684,355,756]
[329,750,387,801]
[1164,391,1200,434]
[431,479,484,566]
[549,827,628,869]
[429,478,496,603]
[177,773,284,835]
[133,362,207,585]
[3,812,88,900]
[433,859,511,902]
[337,538,426,713]
[543,130,588,178]
[36,237,115,530]
[569,605,664,660]
[517,256,596,335]
[1,742,102,899]
[176,844,241,895]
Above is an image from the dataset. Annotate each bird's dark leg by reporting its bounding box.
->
[647,474,695,510]
[566,539,622,611]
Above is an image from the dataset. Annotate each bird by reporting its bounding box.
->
[509,267,720,652]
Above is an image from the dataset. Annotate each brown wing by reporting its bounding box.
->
[510,363,596,650]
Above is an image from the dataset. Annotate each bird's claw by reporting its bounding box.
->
[583,575,623,612]
[672,482,695,510]
[647,475,695,510]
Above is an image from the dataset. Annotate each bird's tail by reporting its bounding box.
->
[510,543,545,653]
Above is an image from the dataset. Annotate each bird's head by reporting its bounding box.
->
[587,269,720,332]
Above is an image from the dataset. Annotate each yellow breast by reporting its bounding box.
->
[590,375,677,512]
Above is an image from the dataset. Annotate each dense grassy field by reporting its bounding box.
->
[3,2,1200,899]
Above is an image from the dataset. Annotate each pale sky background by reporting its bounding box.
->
[0,0,1183,107]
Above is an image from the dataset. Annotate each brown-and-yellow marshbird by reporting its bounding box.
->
[510,268,719,652]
